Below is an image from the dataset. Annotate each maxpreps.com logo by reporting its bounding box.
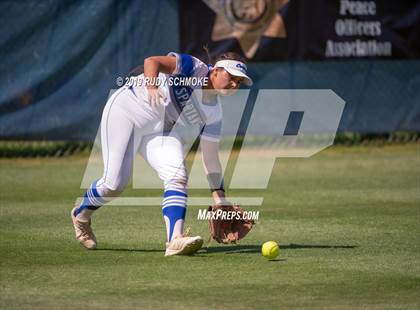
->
[204,0,289,59]
[197,208,259,221]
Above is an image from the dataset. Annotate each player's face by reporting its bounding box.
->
[212,68,244,96]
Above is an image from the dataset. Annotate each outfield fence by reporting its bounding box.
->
[0,132,418,158]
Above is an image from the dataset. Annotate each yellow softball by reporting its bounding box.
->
[261,241,280,260]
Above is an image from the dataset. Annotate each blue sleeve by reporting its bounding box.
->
[178,54,194,77]
[167,52,208,78]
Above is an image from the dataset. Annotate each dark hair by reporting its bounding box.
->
[203,46,246,65]
[214,52,246,64]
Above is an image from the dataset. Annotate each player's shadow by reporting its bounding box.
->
[282,244,356,250]
[96,248,164,253]
[203,243,356,254]
[203,244,260,254]
[94,243,356,254]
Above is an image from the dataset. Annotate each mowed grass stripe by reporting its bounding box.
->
[0,144,419,309]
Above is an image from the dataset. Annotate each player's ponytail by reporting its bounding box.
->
[203,44,212,64]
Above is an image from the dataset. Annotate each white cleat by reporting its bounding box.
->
[71,207,97,250]
[165,235,204,256]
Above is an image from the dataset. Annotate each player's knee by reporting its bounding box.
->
[164,176,188,192]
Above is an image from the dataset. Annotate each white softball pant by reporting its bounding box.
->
[95,86,188,197]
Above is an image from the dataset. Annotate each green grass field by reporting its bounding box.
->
[1,144,419,309]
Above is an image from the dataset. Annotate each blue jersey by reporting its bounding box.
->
[163,52,222,142]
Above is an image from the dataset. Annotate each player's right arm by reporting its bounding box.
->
[143,55,177,106]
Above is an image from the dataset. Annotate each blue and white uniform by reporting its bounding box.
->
[75,53,223,241]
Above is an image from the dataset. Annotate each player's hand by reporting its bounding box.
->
[147,87,166,107]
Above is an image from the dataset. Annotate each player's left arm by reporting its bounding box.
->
[200,138,227,204]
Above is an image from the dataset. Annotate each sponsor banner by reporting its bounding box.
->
[179,0,420,61]
[0,0,418,140]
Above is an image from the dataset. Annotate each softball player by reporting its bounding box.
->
[71,51,253,256]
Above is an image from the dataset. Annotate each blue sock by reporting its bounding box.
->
[74,180,106,217]
[162,189,187,241]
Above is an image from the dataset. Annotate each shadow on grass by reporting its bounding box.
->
[283,244,356,249]
[94,243,356,255]
[203,243,356,254]
[95,248,164,253]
